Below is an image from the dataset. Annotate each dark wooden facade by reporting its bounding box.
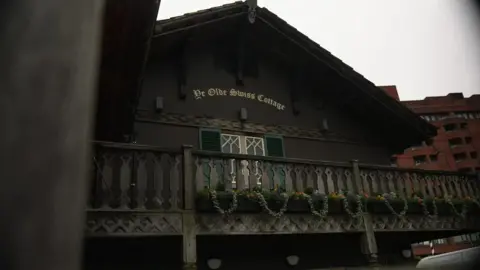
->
[86,2,480,270]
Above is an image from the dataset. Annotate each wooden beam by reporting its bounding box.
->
[0,1,104,270]
[235,21,248,86]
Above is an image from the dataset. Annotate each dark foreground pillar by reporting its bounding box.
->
[0,0,104,269]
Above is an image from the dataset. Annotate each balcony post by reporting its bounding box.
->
[360,213,380,267]
[183,145,195,210]
[351,159,363,194]
[352,160,379,267]
[182,145,197,270]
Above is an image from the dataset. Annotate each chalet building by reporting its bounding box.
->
[85,1,480,269]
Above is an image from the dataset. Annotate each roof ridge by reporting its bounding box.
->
[156,1,245,24]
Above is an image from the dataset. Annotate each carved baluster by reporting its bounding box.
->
[152,154,164,209]
[223,159,233,191]
[425,175,434,197]
[336,168,345,193]
[325,168,335,194]
[438,175,449,198]
[465,178,475,198]
[261,161,270,190]
[453,177,463,198]
[459,177,469,198]
[194,157,205,192]
[471,177,480,198]
[433,175,442,198]
[394,172,405,197]
[236,160,246,190]
[315,167,325,195]
[345,170,354,195]
[170,154,181,210]
[118,153,132,209]
[306,165,315,190]
[370,172,379,194]
[445,176,455,197]
[208,158,218,190]
[99,151,113,208]
[285,164,294,192]
[386,172,395,193]
[377,171,388,194]
[404,173,412,198]
[136,152,148,209]
[273,164,282,189]
[247,160,257,189]
[412,173,423,196]
[360,171,370,195]
[294,165,304,192]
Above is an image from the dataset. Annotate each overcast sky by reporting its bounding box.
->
[157,0,480,101]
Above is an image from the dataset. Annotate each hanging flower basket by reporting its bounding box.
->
[365,198,406,214]
[195,191,261,213]
[468,200,480,215]
[287,197,310,212]
[433,200,450,216]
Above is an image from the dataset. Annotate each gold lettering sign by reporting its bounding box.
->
[192,88,286,111]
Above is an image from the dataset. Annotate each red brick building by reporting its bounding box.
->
[381,86,480,173]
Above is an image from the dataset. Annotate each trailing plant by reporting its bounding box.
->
[339,191,363,219]
[445,195,468,218]
[209,189,238,216]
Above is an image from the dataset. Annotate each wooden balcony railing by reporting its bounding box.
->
[193,151,480,199]
[88,142,480,211]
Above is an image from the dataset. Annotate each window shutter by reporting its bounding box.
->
[265,135,285,157]
[199,128,221,152]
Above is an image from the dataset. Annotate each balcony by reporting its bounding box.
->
[87,142,480,236]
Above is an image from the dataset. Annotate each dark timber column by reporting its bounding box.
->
[352,160,380,267]
[182,145,197,270]
[0,0,104,270]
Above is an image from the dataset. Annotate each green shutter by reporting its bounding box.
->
[199,128,221,152]
[265,135,285,157]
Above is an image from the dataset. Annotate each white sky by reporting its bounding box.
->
[157,0,480,101]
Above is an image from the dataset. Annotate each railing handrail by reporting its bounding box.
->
[93,140,181,154]
[92,142,477,178]
[358,163,477,177]
[192,149,354,168]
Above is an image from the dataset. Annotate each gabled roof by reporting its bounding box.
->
[152,1,437,151]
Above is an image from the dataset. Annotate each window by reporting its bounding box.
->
[460,122,468,129]
[443,123,456,132]
[465,137,472,144]
[454,153,467,162]
[413,155,427,166]
[199,129,285,189]
[471,152,477,159]
[199,129,285,157]
[429,154,438,162]
[448,138,463,147]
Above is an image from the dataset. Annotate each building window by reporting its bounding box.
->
[460,122,468,129]
[454,153,467,162]
[413,155,427,166]
[443,123,456,132]
[429,154,438,162]
[465,137,472,144]
[448,138,463,147]
[471,152,478,159]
